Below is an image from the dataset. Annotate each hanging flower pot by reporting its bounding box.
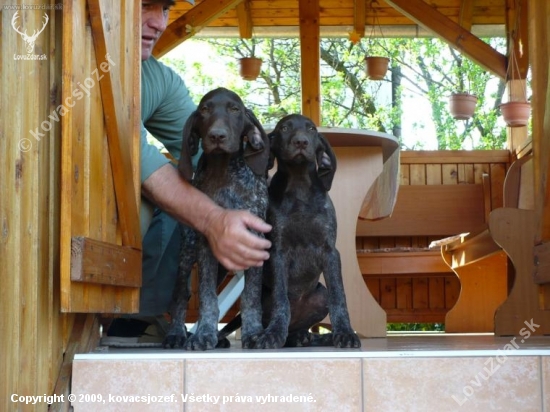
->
[449,93,477,120]
[239,57,262,81]
[499,101,530,127]
[365,56,389,80]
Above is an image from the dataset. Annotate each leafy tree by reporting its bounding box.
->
[162,36,510,150]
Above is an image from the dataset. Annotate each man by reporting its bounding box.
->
[107,0,271,339]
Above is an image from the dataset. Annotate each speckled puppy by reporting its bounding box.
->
[254,114,361,349]
[163,87,270,350]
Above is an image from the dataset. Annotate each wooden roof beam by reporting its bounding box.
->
[236,0,253,39]
[385,0,507,79]
[354,0,366,38]
[153,0,244,58]
[458,0,474,31]
[299,0,321,124]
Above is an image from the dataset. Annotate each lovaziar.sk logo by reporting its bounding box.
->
[12,11,48,60]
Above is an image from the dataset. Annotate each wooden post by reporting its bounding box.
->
[298,0,321,124]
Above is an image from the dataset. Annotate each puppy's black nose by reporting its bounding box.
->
[208,129,227,143]
[292,136,309,149]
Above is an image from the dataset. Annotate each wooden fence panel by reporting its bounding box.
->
[60,0,141,313]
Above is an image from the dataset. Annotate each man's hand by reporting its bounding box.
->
[142,164,271,271]
[203,209,271,271]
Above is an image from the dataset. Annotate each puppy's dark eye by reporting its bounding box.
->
[308,125,316,131]
[229,105,240,113]
[281,125,288,132]
[200,105,210,114]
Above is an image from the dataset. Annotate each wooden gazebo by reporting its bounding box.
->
[1,1,549,410]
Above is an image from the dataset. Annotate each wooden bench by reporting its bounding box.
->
[357,182,490,324]
[440,153,550,336]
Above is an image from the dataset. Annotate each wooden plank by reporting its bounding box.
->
[442,164,458,184]
[491,208,550,335]
[445,252,508,333]
[299,0,321,124]
[412,277,429,309]
[71,237,141,287]
[428,277,446,309]
[88,0,141,249]
[357,184,486,237]
[443,229,501,268]
[409,164,426,185]
[385,0,507,78]
[365,279,381,303]
[505,0,529,78]
[445,276,461,310]
[395,278,413,309]
[426,164,442,185]
[60,0,140,313]
[154,0,244,57]
[533,241,550,284]
[380,279,396,309]
[400,150,510,164]
[530,0,550,243]
[358,252,451,275]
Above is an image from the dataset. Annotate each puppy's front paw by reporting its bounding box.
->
[162,324,188,349]
[185,330,218,351]
[251,329,287,349]
[285,330,314,347]
[333,332,361,348]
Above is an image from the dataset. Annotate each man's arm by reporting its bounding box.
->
[142,163,271,271]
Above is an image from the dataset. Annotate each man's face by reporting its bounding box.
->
[141,1,171,61]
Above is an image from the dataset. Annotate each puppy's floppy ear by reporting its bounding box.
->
[316,132,337,191]
[243,108,270,176]
[178,110,200,181]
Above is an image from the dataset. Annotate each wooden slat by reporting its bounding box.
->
[88,0,141,249]
[299,0,321,124]
[412,277,429,309]
[380,279,396,309]
[71,237,141,287]
[357,184,486,237]
[358,251,451,275]
[60,0,140,313]
[531,0,550,242]
[428,277,446,309]
[489,208,550,335]
[400,150,510,164]
[505,0,529,78]
[395,278,412,309]
[381,0,507,78]
[443,229,501,268]
[533,242,550,284]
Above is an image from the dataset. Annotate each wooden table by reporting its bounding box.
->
[320,127,399,338]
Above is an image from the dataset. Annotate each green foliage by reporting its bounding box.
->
[387,323,445,332]
[161,36,515,150]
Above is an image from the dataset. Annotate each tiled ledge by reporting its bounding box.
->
[77,334,550,360]
[72,335,550,411]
